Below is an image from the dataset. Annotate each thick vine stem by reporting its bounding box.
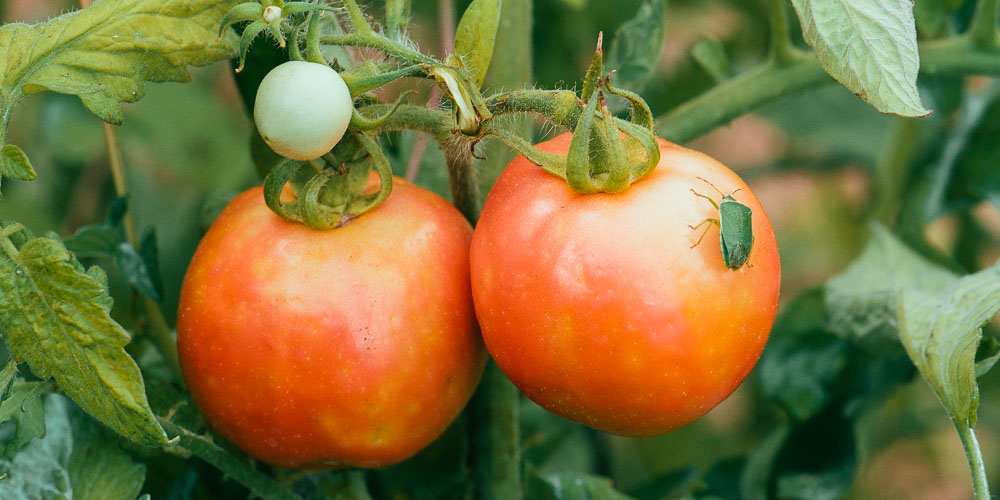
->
[655,40,1000,144]
[102,123,184,383]
[871,117,920,224]
[955,421,991,500]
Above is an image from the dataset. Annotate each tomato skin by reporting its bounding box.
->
[470,133,780,436]
[177,179,485,468]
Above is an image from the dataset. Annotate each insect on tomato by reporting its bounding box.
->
[470,132,781,436]
[689,176,754,270]
[177,178,486,468]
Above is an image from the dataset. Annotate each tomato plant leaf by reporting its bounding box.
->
[607,0,668,90]
[452,0,502,87]
[0,394,145,500]
[0,145,36,196]
[789,0,930,117]
[0,0,237,126]
[0,226,170,447]
[898,262,1000,427]
[524,465,636,500]
[825,224,957,352]
[63,225,120,258]
[0,360,17,398]
[0,381,49,457]
[113,241,161,302]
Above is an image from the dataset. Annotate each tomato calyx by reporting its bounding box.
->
[479,34,660,194]
[262,132,393,230]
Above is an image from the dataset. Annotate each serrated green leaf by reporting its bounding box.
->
[0,145,36,182]
[0,381,48,457]
[0,229,169,447]
[789,0,930,117]
[826,224,957,351]
[607,0,668,89]
[0,0,237,127]
[899,262,1000,427]
[0,394,144,500]
[453,0,502,87]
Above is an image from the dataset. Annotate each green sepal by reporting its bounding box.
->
[235,21,269,73]
[218,2,265,38]
[580,33,605,104]
[566,89,606,193]
[268,17,286,48]
[483,127,567,177]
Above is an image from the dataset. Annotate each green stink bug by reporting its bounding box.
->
[689,177,754,270]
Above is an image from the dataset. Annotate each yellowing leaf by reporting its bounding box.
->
[0,226,169,447]
[790,0,931,117]
[0,0,237,125]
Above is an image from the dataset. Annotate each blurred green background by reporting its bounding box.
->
[2,0,1000,498]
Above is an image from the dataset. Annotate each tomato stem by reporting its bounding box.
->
[767,0,803,66]
[968,0,1000,50]
[100,123,185,384]
[954,419,992,500]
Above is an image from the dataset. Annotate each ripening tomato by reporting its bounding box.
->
[177,179,485,468]
[470,133,780,436]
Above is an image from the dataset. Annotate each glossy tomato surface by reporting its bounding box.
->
[178,179,485,468]
[470,133,780,436]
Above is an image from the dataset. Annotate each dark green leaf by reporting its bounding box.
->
[0,227,169,447]
[759,329,849,421]
[789,0,930,116]
[691,36,729,83]
[0,0,237,126]
[453,0,503,87]
[975,335,1000,378]
[607,0,668,89]
[113,242,160,301]
[524,465,635,500]
[932,82,1000,216]
[64,225,120,258]
[899,261,1000,427]
[774,409,857,500]
[105,197,129,228]
[626,465,701,499]
[826,224,957,352]
[0,381,48,456]
[138,228,164,301]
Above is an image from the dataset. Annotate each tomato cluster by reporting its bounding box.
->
[177,133,780,468]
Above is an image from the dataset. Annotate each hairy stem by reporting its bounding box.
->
[443,145,480,223]
[101,123,184,383]
[321,33,437,65]
[954,420,991,500]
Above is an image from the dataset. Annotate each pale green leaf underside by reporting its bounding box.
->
[0,234,168,447]
[0,0,237,125]
[899,263,1000,426]
[453,0,502,87]
[825,224,956,347]
[790,0,930,117]
[0,395,145,500]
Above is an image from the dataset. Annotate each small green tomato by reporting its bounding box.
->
[254,61,353,161]
[689,177,754,270]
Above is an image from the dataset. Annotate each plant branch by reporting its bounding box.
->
[955,420,991,500]
[655,39,1000,144]
[968,0,1000,49]
[767,0,802,65]
[101,123,184,383]
[871,117,920,224]
[320,33,437,66]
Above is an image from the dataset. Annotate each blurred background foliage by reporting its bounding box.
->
[2,0,1000,498]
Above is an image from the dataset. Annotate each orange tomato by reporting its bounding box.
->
[178,179,485,468]
[470,133,780,435]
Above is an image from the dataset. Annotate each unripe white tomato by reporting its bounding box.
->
[253,61,354,161]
